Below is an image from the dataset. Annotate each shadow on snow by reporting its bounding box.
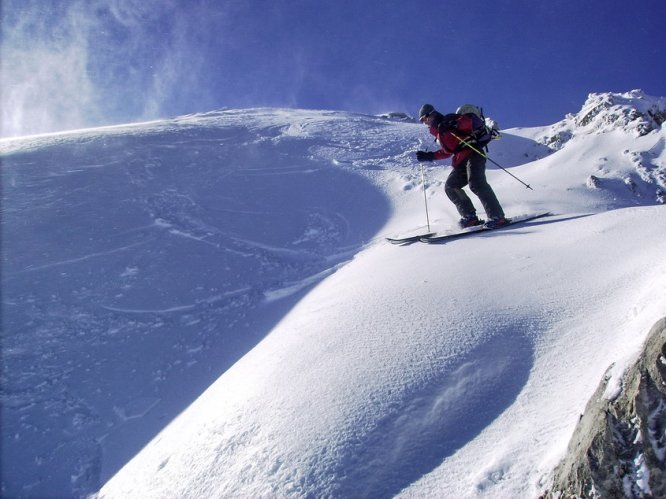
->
[1,125,391,497]
[331,328,534,497]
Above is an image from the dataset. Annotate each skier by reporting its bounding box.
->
[415,103,507,228]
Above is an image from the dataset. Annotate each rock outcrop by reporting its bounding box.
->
[540,90,666,152]
[544,318,666,498]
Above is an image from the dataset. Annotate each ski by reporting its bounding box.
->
[420,212,552,244]
[386,232,435,245]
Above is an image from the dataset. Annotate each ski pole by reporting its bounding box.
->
[419,160,431,232]
[451,132,533,190]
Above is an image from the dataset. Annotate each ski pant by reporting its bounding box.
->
[444,153,505,219]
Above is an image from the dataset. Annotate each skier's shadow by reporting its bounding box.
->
[475,213,595,238]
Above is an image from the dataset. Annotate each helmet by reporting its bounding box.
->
[419,103,435,120]
[456,104,483,117]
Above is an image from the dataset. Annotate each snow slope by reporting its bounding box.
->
[2,91,665,497]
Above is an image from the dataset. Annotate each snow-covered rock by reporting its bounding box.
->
[575,90,666,135]
[510,90,666,206]
[538,90,666,151]
[544,318,666,498]
[377,111,416,122]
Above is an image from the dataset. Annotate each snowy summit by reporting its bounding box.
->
[1,91,666,498]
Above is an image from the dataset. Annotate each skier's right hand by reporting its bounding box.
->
[416,150,435,162]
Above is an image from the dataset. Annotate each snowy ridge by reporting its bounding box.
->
[537,89,666,151]
[2,93,666,498]
[507,91,666,207]
[573,90,666,135]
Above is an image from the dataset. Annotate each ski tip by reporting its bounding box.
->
[386,238,412,245]
[386,232,435,245]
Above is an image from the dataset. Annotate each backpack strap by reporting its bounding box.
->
[437,113,460,134]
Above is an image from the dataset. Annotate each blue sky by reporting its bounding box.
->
[2,0,664,136]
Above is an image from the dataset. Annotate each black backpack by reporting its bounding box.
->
[438,105,501,152]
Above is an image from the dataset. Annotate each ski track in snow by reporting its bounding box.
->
[2,102,666,498]
[0,110,391,497]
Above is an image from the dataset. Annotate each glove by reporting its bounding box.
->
[416,150,436,162]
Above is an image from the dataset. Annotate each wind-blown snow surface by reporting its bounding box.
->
[2,92,666,497]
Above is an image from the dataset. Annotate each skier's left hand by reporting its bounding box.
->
[416,150,435,162]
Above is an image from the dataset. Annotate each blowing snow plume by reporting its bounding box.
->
[0,0,208,137]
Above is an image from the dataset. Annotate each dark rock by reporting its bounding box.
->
[543,318,666,498]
